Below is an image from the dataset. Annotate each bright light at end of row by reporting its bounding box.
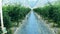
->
[28,0,37,1]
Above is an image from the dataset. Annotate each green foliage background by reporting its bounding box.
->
[2,4,31,34]
[33,1,60,27]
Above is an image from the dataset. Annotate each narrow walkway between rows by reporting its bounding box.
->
[14,10,54,34]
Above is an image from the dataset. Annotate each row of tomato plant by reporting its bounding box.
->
[33,2,60,27]
[2,4,31,34]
